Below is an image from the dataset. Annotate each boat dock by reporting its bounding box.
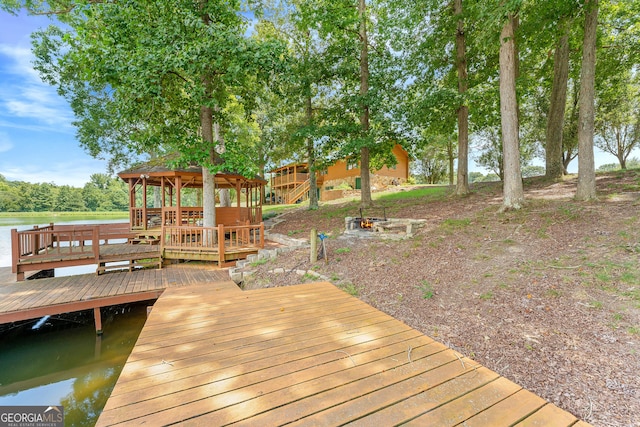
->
[0,264,229,334]
[97,281,591,426]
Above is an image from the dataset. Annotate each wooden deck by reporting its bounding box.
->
[0,264,231,331]
[11,222,264,280]
[97,282,591,426]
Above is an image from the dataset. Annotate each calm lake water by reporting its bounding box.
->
[0,214,148,426]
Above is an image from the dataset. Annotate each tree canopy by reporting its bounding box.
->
[2,0,639,210]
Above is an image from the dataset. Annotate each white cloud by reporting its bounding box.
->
[0,131,12,152]
[4,93,73,126]
[0,44,74,128]
[0,44,42,83]
[0,119,72,134]
[0,157,109,187]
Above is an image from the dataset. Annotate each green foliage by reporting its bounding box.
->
[0,173,126,212]
[335,247,351,254]
[412,136,451,184]
[249,258,269,267]
[417,280,434,299]
[479,291,493,300]
[3,0,638,209]
[440,218,471,232]
[339,282,359,296]
[375,186,448,202]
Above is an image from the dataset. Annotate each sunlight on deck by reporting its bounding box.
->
[97,282,591,426]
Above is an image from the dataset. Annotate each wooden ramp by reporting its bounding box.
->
[97,282,590,426]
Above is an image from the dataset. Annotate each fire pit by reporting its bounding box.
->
[345,208,386,231]
[344,208,427,239]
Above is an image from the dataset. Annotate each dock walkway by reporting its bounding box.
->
[97,282,591,426]
[0,264,230,333]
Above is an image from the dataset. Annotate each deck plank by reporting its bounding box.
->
[97,282,590,427]
[513,403,579,426]
[460,388,547,426]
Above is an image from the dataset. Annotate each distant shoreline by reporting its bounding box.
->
[0,211,128,218]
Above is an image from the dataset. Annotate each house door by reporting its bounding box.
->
[355,177,361,190]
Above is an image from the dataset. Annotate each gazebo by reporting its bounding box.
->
[117,161,266,264]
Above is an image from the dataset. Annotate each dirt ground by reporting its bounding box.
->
[241,171,640,427]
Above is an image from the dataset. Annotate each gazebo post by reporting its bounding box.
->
[142,177,148,230]
[128,179,136,229]
[176,176,183,227]
[235,180,242,222]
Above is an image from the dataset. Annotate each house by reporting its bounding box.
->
[269,144,409,204]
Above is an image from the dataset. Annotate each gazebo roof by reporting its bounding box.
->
[118,157,266,189]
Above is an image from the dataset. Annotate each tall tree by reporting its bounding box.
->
[545,18,571,179]
[454,0,470,195]
[358,0,372,207]
[595,72,640,169]
[499,11,524,210]
[5,0,283,226]
[576,0,599,200]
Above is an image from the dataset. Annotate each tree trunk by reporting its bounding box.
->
[499,13,524,210]
[201,104,217,228]
[576,0,598,200]
[306,94,319,210]
[214,120,231,207]
[454,0,469,195]
[200,2,217,228]
[545,19,570,180]
[358,0,372,208]
[563,82,580,174]
[448,138,454,185]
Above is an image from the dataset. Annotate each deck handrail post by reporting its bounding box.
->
[93,226,100,261]
[218,225,225,265]
[11,228,18,274]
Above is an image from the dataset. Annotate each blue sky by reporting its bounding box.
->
[0,10,109,188]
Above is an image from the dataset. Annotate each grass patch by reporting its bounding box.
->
[249,258,269,267]
[417,280,434,299]
[335,247,352,254]
[440,218,472,234]
[479,291,493,300]
[545,288,561,298]
[339,282,359,296]
[262,204,298,217]
[375,186,448,202]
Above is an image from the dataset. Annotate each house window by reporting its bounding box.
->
[347,158,359,170]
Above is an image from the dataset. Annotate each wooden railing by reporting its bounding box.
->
[130,207,162,229]
[11,223,134,275]
[162,223,265,263]
[131,206,263,230]
[272,173,309,187]
[284,179,311,204]
[12,225,99,273]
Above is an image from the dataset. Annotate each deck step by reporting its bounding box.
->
[97,257,162,274]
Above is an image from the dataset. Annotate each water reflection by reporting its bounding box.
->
[0,302,150,426]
